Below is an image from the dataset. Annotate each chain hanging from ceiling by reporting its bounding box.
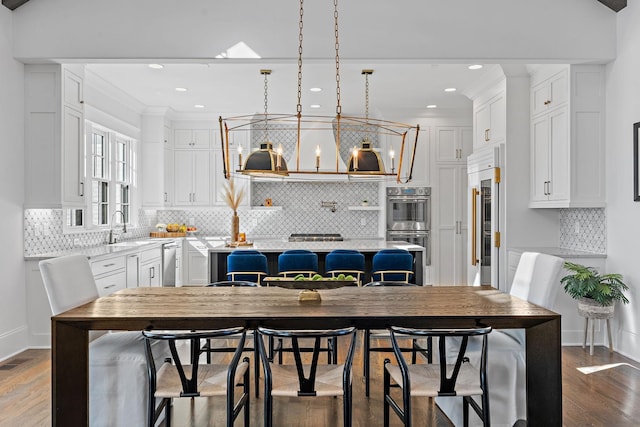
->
[219,0,420,182]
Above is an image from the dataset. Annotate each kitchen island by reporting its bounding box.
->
[208,239,427,285]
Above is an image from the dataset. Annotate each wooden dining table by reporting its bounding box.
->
[51,285,562,426]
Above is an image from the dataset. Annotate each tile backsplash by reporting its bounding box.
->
[159,181,380,239]
[559,208,606,253]
[24,209,156,256]
[24,181,380,255]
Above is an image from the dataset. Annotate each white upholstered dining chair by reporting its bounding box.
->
[437,251,564,427]
[39,254,170,427]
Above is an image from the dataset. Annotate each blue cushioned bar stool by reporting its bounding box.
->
[372,248,414,282]
[277,249,319,278]
[226,250,269,285]
[325,249,365,286]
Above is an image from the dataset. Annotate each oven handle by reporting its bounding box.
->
[387,197,430,202]
[387,231,430,237]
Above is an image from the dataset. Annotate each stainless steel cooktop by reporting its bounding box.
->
[288,233,344,242]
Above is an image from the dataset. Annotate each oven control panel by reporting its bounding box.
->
[387,187,431,197]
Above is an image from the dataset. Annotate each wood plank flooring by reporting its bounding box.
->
[1,342,640,426]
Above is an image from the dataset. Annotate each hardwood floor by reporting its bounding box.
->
[1,342,639,426]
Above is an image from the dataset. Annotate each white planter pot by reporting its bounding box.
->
[577,297,615,319]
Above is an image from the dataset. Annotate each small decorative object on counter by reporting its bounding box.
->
[238,232,246,242]
[361,200,369,207]
[264,198,273,207]
[222,179,245,243]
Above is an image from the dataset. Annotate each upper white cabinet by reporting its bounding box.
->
[529,65,605,208]
[25,65,86,208]
[531,69,568,117]
[473,92,505,148]
[174,129,211,149]
[174,150,212,206]
[435,126,473,164]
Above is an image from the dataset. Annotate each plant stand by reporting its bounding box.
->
[578,298,614,355]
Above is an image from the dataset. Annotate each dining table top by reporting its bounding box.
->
[53,284,559,331]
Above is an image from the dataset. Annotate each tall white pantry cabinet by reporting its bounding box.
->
[24,64,86,209]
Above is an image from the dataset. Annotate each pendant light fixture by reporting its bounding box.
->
[347,70,386,174]
[219,0,420,183]
[238,69,288,177]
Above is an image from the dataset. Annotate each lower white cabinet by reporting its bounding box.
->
[185,239,209,285]
[94,270,127,297]
[91,255,127,297]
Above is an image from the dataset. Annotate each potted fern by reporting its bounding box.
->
[561,261,629,318]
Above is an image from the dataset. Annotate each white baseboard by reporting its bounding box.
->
[0,325,29,362]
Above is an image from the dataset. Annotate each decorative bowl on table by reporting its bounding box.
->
[264,274,357,302]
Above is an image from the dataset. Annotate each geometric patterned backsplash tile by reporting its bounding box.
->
[24,208,157,256]
[559,208,606,253]
[159,181,381,240]
[24,181,381,256]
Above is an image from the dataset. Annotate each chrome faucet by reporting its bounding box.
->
[108,210,127,244]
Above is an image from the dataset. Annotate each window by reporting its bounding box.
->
[86,123,137,229]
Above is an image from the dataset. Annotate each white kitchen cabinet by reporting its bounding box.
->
[174,150,212,206]
[531,68,568,117]
[473,92,505,148]
[433,164,468,285]
[529,65,605,208]
[140,258,162,287]
[164,147,174,205]
[25,64,86,208]
[174,129,211,149]
[185,239,209,285]
[90,255,127,296]
[530,107,569,203]
[434,126,473,163]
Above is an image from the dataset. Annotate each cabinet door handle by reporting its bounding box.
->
[150,266,155,279]
[79,182,84,197]
[544,100,551,105]
[484,129,490,142]
[164,192,167,202]
[103,263,116,268]
[547,181,551,195]
[104,284,116,289]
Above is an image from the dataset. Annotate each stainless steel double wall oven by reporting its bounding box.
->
[386,187,431,265]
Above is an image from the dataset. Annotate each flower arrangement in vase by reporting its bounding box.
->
[222,179,245,242]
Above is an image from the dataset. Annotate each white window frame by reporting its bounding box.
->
[84,122,138,230]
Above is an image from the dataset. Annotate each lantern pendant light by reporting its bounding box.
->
[240,69,289,176]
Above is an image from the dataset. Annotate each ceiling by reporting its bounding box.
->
[86,62,503,120]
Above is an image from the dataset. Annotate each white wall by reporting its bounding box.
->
[0,7,27,360]
[604,2,640,360]
[11,0,615,63]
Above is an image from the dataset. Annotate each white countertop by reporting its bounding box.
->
[207,239,425,253]
[24,238,176,261]
[25,236,424,261]
[509,247,606,258]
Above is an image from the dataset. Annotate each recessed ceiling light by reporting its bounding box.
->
[175,87,188,92]
[310,87,322,92]
[444,87,457,92]
[310,104,321,109]
[468,64,483,70]
[194,104,205,109]
[426,104,437,109]
[148,64,164,69]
